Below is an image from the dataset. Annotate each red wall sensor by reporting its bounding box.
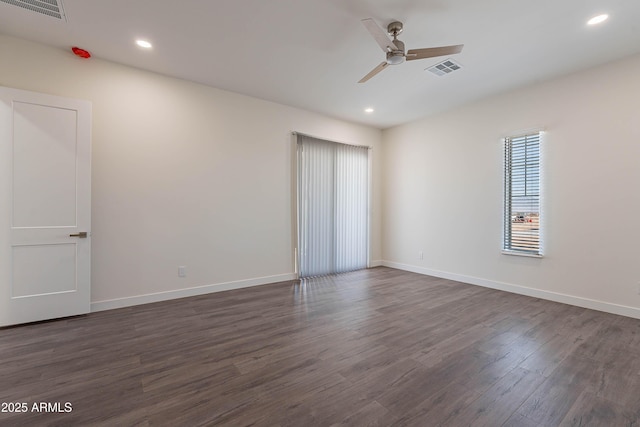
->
[71,47,91,58]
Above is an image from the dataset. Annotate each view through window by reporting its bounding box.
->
[504,132,541,255]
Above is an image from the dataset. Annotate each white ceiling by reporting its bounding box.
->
[1,0,639,129]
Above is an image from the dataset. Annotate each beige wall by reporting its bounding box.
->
[4,33,640,318]
[0,35,383,307]
[382,53,640,316]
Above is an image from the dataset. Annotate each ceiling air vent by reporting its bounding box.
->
[0,0,66,20]
[426,59,462,76]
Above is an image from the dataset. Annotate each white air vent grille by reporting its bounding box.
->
[427,59,462,76]
[0,0,66,20]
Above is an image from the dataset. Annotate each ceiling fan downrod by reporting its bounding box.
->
[386,21,405,65]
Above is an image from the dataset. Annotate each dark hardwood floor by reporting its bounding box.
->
[2,267,640,426]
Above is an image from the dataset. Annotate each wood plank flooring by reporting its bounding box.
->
[2,267,640,426]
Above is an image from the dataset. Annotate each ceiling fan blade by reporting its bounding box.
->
[358,62,389,83]
[406,44,464,61]
[361,18,398,53]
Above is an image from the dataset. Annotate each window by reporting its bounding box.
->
[504,132,541,256]
[296,134,369,278]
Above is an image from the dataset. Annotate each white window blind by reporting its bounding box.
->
[504,132,541,255]
[297,134,369,278]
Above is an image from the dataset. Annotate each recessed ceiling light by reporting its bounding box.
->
[136,39,153,49]
[365,108,374,113]
[587,14,608,25]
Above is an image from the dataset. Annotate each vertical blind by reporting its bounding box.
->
[297,134,369,278]
[504,132,541,254]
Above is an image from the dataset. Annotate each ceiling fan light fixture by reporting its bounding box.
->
[364,107,374,113]
[386,52,405,65]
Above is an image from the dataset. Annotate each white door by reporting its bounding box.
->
[0,86,91,327]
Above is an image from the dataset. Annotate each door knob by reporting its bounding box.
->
[69,232,88,238]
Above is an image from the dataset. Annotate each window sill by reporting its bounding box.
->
[502,250,543,259]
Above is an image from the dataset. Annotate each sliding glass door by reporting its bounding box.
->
[296,134,369,278]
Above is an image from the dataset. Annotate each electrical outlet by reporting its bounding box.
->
[418,251,423,260]
[178,266,186,278]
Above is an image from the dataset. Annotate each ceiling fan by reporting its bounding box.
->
[358,18,464,83]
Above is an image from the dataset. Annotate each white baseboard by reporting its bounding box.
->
[91,273,298,313]
[382,260,640,320]
[369,260,383,268]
